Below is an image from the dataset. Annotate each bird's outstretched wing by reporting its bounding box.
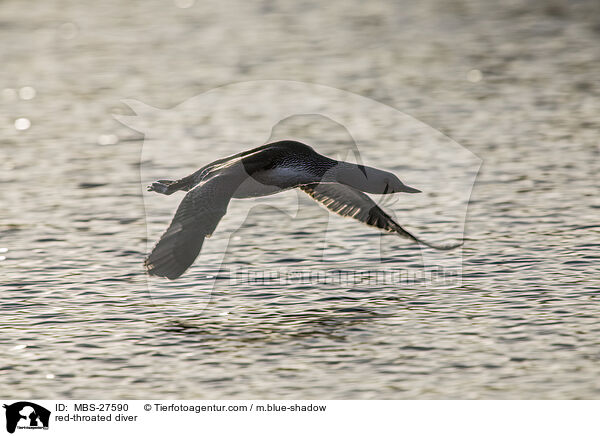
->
[299,183,461,250]
[145,172,242,279]
[148,143,278,195]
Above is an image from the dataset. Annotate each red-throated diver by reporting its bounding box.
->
[145,140,460,279]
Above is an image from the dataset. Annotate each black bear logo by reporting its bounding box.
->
[3,402,50,434]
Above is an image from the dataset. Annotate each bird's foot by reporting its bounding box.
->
[147,180,176,195]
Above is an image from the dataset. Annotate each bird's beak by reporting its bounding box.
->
[400,184,421,193]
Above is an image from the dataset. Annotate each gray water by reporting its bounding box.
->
[1,0,599,399]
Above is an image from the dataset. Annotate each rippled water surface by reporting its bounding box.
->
[1,0,599,399]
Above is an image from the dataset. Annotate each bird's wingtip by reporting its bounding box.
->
[144,258,186,280]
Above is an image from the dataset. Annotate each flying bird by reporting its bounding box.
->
[145,140,460,279]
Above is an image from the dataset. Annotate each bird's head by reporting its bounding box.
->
[333,161,421,194]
